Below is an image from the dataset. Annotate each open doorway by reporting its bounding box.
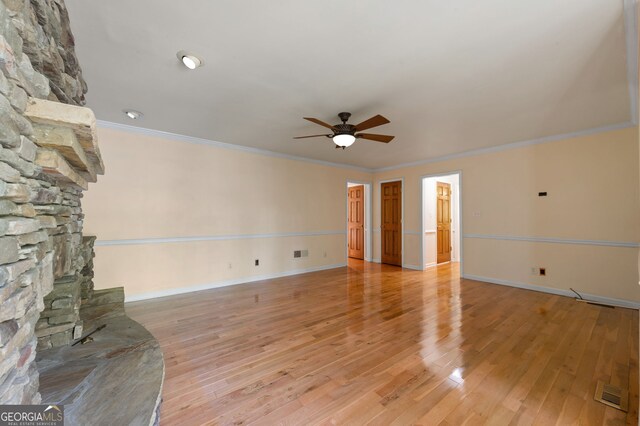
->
[421,172,462,269]
[347,181,371,261]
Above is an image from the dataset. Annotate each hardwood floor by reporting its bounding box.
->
[126,261,639,425]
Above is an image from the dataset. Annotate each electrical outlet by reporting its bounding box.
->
[531,267,537,275]
[539,267,546,276]
[228,263,232,269]
[255,259,259,266]
[293,250,301,258]
[323,251,327,258]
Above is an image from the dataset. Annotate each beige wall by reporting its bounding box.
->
[374,126,640,303]
[83,127,372,299]
[84,125,640,304]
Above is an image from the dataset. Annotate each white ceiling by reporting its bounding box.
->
[65,0,634,170]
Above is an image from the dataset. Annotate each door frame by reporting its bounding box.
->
[420,171,463,275]
[378,177,404,267]
[345,180,372,262]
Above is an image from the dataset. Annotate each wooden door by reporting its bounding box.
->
[381,181,402,266]
[437,182,451,263]
[348,185,364,259]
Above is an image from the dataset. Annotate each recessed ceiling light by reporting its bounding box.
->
[176,50,204,69]
[123,109,143,120]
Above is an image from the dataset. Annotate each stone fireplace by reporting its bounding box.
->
[23,97,104,352]
[0,1,163,423]
[0,0,94,403]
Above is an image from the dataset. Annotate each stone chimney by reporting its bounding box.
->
[0,0,104,405]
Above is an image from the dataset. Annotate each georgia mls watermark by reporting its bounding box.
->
[0,405,64,426]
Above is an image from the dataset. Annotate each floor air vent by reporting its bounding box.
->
[594,381,628,412]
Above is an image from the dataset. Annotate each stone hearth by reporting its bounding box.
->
[37,303,164,426]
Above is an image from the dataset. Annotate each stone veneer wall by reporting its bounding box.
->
[0,0,95,404]
[36,232,95,349]
[1,0,86,105]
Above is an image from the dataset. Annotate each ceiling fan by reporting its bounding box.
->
[294,112,394,149]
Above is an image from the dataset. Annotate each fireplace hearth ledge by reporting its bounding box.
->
[36,314,164,426]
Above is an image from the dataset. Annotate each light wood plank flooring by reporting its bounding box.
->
[126,261,639,425]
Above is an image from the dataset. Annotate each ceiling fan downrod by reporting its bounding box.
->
[338,112,351,123]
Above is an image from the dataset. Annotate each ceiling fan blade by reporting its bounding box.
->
[303,117,336,130]
[354,114,390,131]
[293,134,332,139]
[357,133,395,143]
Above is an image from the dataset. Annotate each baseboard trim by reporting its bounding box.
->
[125,263,347,302]
[462,274,640,310]
[403,264,423,271]
[424,262,437,269]
[372,258,381,263]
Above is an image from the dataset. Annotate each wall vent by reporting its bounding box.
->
[594,381,628,412]
[293,250,308,258]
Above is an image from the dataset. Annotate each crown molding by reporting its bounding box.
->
[96,120,375,174]
[98,119,635,175]
[373,122,634,173]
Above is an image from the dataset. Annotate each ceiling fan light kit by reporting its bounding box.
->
[294,111,394,149]
[333,134,356,147]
